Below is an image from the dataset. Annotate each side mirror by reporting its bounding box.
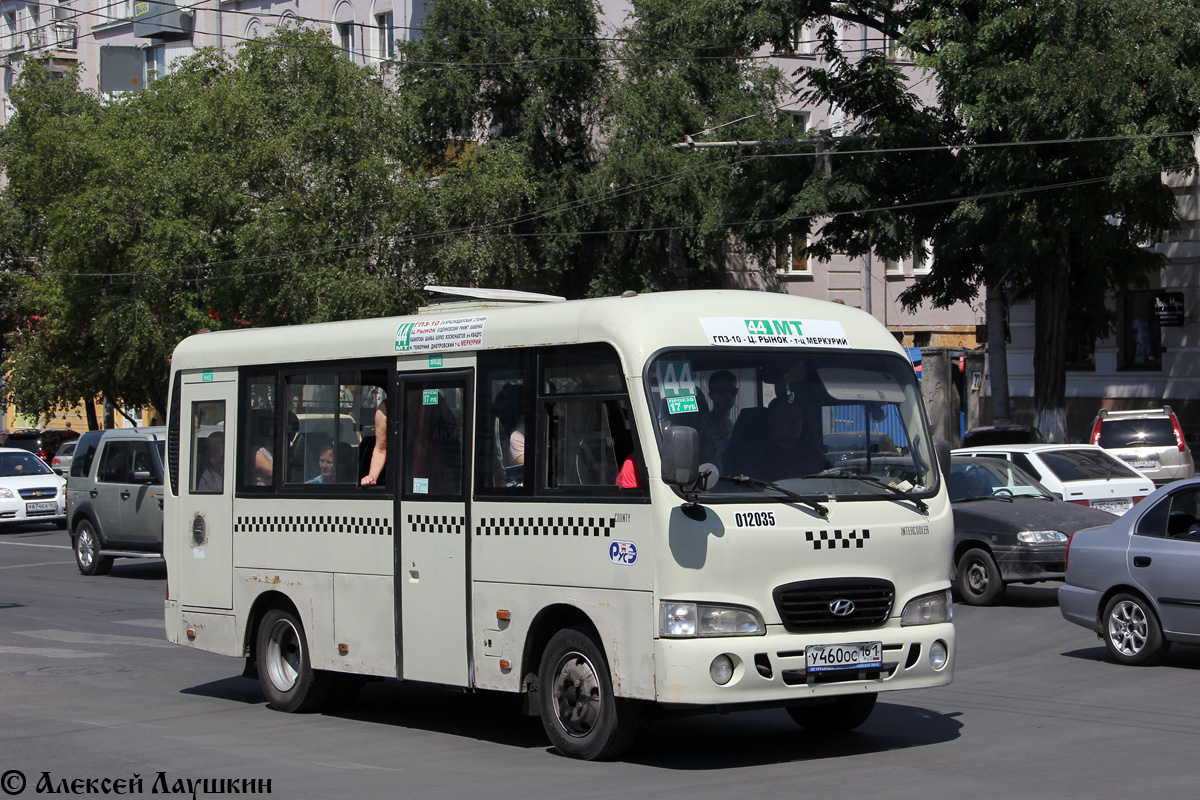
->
[934,438,951,483]
[131,470,155,484]
[660,426,700,487]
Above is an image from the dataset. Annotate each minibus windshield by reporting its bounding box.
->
[647,349,938,501]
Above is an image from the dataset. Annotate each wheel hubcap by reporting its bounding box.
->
[551,650,601,738]
[264,619,302,692]
[77,530,94,567]
[1108,601,1148,656]
[965,561,988,594]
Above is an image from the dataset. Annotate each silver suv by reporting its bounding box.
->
[66,427,166,575]
[1090,406,1195,487]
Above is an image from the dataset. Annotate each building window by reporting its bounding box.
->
[337,21,355,61]
[377,11,394,60]
[144,44,165,82]
[884,255,906,275]
[912,240,933,274]
[782,110,810,132]
[4,11,17,50]
[776,233,811,275]
[1119,291,1163,371]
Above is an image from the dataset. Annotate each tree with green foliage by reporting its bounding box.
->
[2,27,413,421]
[728,0,1200,440]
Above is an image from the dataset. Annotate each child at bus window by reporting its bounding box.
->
[361,401,387,486]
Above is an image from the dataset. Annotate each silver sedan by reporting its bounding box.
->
[1060,478,1200,665]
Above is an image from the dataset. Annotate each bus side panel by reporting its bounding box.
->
[333,573,396,677]
[471,582,656,700]
[233,568,336,670]
[231,498,394,576]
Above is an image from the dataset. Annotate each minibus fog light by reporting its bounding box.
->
[710,655,734,685]
[929,640,949,671]
[660,602,765,638]
[901,590,953,626]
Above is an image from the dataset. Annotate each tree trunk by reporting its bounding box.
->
[1032,240,1070,442]
[985,279,1010,425]
[85,397,99,431]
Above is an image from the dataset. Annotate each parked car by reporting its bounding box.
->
[953,443,1154,515]
[1060,478,1200,665]
[0,447,66,528]
[1090,406,1195,487]
[66,427,166,575]
[50,441,77,476]
[948,456,1114,605]
[960,424,1047,449]
[3,428,80,463]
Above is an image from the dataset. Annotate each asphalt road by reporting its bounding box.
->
[2,522,1198,799]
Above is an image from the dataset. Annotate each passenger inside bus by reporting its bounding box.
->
[196,432,224,492]
[360,399,387,486]
[726,396,829,481]
[699,370,737,469]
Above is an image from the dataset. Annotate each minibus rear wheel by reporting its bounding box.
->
[538,626,640,760]
[256,608,331,712]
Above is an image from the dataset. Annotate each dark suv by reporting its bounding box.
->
[3,428,80,462]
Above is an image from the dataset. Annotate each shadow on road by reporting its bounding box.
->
[108,560,167,581]
[1062,643,1200,670]
[181,674,963,766]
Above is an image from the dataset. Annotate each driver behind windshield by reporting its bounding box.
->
[727,396,830,482]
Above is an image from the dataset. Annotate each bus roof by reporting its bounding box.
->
[170,289,906,372]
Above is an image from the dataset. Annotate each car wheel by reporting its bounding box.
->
[955,547,1005,606]
[73,520,112,576]
[1103,593,1169,666]
[787,693,878,733]
[538,626,641,760]
[256,608,332,712]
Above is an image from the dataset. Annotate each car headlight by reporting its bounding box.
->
[659,602,765,638]
[1017,530,1068,545]
[901,590,953,626]
[0,487,14,499]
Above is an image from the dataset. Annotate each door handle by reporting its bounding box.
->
[120,490,131,500]
[1133,556,1152,568]
[89,488,98,498]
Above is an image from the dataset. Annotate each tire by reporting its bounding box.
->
[1103,593,1169,666]
[256,608,332,712]
[73,520,112,576]
[538,626,641,760]
[955,547,1005,606]
[787,693,878,733]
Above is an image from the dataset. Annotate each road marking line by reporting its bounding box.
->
[0,540,71,549]
[0,646,110,658]
[113,619,166,629]
[0,560,74,570]
[17,629,175,648]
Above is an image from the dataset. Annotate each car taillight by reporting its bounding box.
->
[1170,413,1186,452]
[1091,418,1104,445]
[38,449,47,460]
[1070,499,1091,507]
[1133,495,1145,504]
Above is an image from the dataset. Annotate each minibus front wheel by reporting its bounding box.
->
[538,626,641,760]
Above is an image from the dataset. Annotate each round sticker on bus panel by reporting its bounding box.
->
[609,540,638,566]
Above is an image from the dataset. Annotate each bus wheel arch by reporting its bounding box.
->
[520,604,598,702]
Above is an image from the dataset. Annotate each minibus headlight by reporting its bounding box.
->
[659,602,765,638]
[900,590,953,626]
[1017,530,1068,545]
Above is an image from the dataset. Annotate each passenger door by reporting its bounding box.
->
[93,441,130,544]
[120,439,164,548]
[1130,486,1200,636]
[395,371,472,686]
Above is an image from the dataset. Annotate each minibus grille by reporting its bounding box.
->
[773,578,895,632]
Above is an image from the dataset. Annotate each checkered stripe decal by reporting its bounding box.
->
[235,515,392,536]
[476,516,616,538]
[408,514,465,535]
[806,529,870,550]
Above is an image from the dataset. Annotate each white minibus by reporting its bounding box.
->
[164,287,954,759]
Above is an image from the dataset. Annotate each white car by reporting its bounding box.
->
[0,446,67,527]
[952,443,1154,516]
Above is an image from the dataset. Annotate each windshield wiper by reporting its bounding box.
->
[814,469,929,513]
[721,474,829,517]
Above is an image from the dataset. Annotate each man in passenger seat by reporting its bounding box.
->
[735,397,830,482]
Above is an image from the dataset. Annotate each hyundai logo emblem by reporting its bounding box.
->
[829,598,856,617]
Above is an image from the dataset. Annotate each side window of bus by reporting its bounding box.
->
[542,344,644,493]
[241,374,277,490]
[403,385,464,499]
[191,400,225,494]
[285,371,384,487]
[477,350,530,494]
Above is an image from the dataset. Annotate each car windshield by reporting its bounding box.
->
[948,459,1049,501]
[647,349,937,500]
[1098,418,1176,448]
[0,451,54,477]
[1039,448,1141,481]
